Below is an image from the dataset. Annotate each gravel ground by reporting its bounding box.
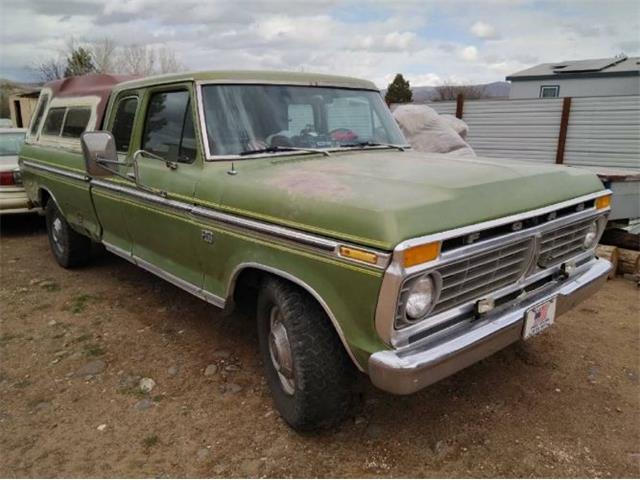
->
[1,214,638,478]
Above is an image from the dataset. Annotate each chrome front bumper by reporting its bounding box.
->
[368,258,612,395]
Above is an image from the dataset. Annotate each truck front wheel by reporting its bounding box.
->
[45,200,91,268]
[257,277,356,430]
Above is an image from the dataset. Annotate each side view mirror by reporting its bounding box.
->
[80,131,119,178]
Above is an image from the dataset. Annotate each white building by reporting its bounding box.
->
[506,55,640,99]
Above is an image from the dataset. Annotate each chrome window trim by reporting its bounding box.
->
[194,81,409,161]
[375,189,612,347]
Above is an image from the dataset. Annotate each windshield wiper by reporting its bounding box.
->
[238,145,330,157]
[341,141,406,152]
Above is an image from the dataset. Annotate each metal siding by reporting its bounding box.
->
[564,96,640,169]
[424,95,640,170]
[426,102,456,115]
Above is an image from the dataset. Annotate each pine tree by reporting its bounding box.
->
[64,47,96,77]
[384,74,413,104]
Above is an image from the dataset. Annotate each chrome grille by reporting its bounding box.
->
[538,218,592,267]
[431,239,534,315]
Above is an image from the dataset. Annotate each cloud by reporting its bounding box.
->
[470,21,498,39]
[406,73,442,87]
[460,46,478,61]
[0,0,638,88]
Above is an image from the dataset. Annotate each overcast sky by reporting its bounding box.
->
[1,0,638,87]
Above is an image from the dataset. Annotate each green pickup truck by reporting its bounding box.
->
[20,71,612,430]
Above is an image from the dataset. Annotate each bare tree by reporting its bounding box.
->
[91,37,118,74]
[156,46,182,74]
[119,44,156,76]
[117,44,183,75]
[32,38,75,82]
[32,37,185,81]
[33,58,65,81]
[433,82,488,101]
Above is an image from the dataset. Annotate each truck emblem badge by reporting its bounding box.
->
[201,230,214,244]
[512,221,523,231]
[547,212,557,221]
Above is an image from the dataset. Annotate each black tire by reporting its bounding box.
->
[257,277,356,431]
[45,200,91,268]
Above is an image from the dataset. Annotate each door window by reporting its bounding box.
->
[142,90,196,163]
[111,97,139,153]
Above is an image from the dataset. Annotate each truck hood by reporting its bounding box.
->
[216,150,605,250]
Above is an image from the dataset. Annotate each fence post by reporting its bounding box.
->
[455,93,464,119]
[555,97,572,164]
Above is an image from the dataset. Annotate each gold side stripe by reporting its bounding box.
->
[21,156,86,175]
[92,189,383,277]
[22,157,392,251]
[174,192,392,250]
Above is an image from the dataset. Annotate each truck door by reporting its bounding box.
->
[90,92,140,254]
[123,85,204,288]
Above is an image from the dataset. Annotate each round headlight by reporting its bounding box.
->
[582,221,599,249]
[405,275,435,320]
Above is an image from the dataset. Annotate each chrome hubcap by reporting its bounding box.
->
[268,306,295,395]
[52,217,63,252]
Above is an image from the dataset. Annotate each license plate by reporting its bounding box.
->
[523,297,557,340]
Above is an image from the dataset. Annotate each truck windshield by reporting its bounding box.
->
[201,84,407,157]
[0,132,26,156]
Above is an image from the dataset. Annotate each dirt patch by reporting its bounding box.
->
[1,214,638,477]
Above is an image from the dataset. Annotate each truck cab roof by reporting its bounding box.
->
[111,70,379,94]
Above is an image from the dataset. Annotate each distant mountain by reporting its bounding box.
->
[482,81,511,98]
[382,81,511,103]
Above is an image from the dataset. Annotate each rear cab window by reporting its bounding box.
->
[61,108,91,138]
[42,108,66,136]
[40,105,92,140]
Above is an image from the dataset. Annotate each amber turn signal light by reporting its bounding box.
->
[339,246,378,265]
[595,194,612,210]
[403,242,440,268]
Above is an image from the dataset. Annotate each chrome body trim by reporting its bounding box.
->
[103,241,226,308]
[369,258,612,394]
[396,190,610,252]
[191,205,337,251]
[375,189,612,347]
[21,160,89,182]
[227,262,364,371]
[91,178,390,269]
[23,153,391,270]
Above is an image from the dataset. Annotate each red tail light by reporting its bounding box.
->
[0,171,16,186]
